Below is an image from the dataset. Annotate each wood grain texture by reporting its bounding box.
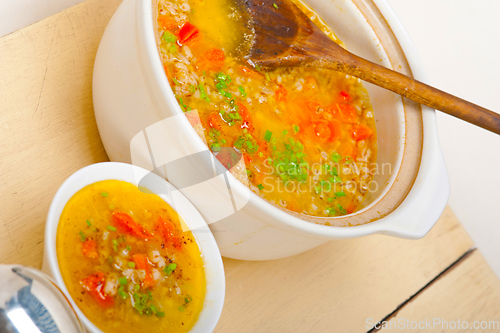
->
[215,207,475,333]
[381,251,500,332]
[0,0,121,266]
[0,1,498,333]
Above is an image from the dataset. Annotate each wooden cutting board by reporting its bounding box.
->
[0,0,499,331]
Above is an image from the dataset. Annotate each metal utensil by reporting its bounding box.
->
[0,265,85,333]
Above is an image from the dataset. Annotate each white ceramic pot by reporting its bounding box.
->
[93,0,449,260]
[42,162,225,333]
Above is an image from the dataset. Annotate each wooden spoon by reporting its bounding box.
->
[237,0,500,135]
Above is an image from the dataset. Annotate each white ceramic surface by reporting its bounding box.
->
[92,0,449,260]
[42,162,225,333]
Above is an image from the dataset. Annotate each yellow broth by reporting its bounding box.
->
[57,180,205,333]
[156,0,377,221]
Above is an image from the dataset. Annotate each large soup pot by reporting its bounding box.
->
[93,0,449,260]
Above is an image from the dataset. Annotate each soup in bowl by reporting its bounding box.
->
[93,0,449,260]
[42,162,225,332]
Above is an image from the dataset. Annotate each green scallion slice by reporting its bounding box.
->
[161,31,177,43]
[264,130,273,142]
[164,263,177,275]
[238,86,246,97]
[331,152,341,163]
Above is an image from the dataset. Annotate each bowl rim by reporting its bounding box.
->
[135,0,448,238]
[43,162,225,333]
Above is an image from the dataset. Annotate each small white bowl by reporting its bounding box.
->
[42,162,225,333]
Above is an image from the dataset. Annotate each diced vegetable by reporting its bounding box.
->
[111,212,151,239]
[81,239,98,259]
[178,22,200,44]
[81,272,115,308]
[133,254,154,289]
[155,217,182,249]
[350,124,373,141]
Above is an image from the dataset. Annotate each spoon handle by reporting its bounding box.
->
[323,50,500,135]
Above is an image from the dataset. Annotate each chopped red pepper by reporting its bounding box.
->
[330,104,358,124]
[328,119,343,142]
[339,90,351,102]
[111,212,151,239]
[81,272,114,308]
[178,22,200,44]
[82,239,98,259]
[155,217,182,250]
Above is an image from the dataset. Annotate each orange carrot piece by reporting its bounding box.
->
[314,122,331,140]
[274,85,288,102]
[328,119,343,141]
[81,272,114,308]
[208,112,222,130]
[111,212,151,239]
[239,66,261,78]
[350,124,373,141]
[331,104,358,124]
[82,239,98,259]
[346,202,356,214]
[237,103,254,131]
[157,15,177,31]
[133,254,154,289]
[339,144,357,160]
[198,48,225,71]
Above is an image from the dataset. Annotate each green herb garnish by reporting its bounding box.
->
[79,231,86,242]
[331,152,341,163]
[161,31,177,43]
[264,130,273,142]
[164,263,177,275]
[107,225,116,232]
[238,86,246,97]
[100,192,109,197]
[257,184,264,190]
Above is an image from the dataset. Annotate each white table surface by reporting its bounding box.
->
[1,0,499,278]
